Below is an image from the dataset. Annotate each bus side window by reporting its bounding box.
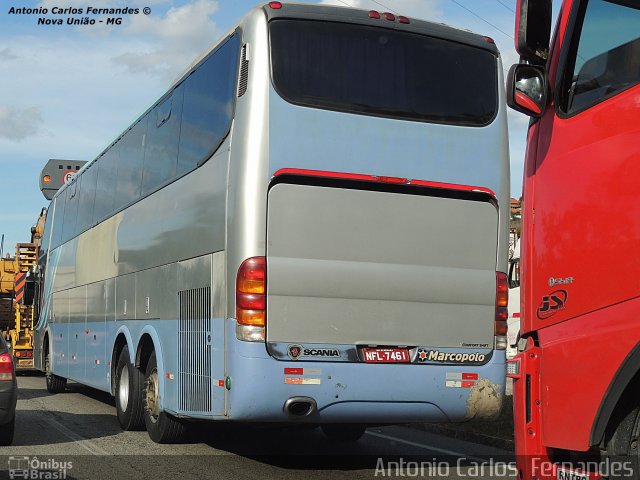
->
[177,33,240,175]
[93,147,119,224]
[61,179,79,245]
[50,194,66,251]
[76,165,97,235]
[141,85,184,197]
[115,116,148,210]
[41,203,53,254]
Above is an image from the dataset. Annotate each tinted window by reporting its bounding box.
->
[50,195,65,250]
[560,0,640,114]
[116,117,147,208]
[178,34,240,174]
[41,203,53,254]
[76,165,97,234]
[142,85,184,196]
[61,180,79,244]
[93,147,119,223]
[270,20,498,126]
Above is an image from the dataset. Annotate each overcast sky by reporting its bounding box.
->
[0,0,560,251]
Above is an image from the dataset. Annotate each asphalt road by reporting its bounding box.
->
[0,375,515,479]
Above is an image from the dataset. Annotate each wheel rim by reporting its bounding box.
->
[118,366,129,412]
[145,368,160,423]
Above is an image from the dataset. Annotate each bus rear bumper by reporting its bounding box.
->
[226,335,506,424]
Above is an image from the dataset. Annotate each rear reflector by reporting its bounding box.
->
[495,272,509,349]
[496,272,508,307]
[236,256,266,329]
[0,353,14,381]
[237,257,266,294]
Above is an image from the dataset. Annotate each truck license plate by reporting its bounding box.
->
[556,467,590,480]
[361,348,410,363]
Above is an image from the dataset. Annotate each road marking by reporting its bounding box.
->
[365,430,487,463]
[43,415,110,455]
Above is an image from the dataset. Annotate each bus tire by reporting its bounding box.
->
[114,345,145,431]
[604,389,640,479]
[321,424,367,442]
[0,416,15,446]
[143,351,187,443]
[45,346,66,394]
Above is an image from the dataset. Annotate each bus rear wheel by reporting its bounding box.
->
[143,351,187,443]
[45,345,66,394]
[321,424,367,442]
[114,345,145,431]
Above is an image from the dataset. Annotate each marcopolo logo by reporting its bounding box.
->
[417,349,487,364]
[287,344,340,360]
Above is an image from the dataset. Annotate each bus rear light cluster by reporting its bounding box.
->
[368,10,410,23]
[495,272,509,348]
[236,256,266,341]
[0,353,15,381]
[14,350,33,358]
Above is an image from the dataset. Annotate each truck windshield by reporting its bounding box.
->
[269,19,498,126]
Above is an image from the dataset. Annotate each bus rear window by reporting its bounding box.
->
[269,20,498,126]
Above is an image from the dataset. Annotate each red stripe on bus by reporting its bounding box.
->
[273,168,496,197]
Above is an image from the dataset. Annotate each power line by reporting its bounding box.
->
[449,0,514,39]
[370,0,399,15]
[494,0,515,13]
[332,0,354,8]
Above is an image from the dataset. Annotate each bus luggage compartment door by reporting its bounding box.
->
[265,181,498,352]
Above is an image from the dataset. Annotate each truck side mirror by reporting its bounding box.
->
[515,0,552,65]
[507,64,547,118]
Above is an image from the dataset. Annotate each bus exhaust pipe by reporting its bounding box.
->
[284,397,317,417]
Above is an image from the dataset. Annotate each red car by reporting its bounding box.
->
[0,335,17,445]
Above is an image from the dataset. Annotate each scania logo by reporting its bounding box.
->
[286,344,341,360]
[288,344,302,360]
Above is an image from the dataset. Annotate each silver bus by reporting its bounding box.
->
[34,2,510,443]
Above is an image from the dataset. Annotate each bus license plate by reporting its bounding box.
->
[362,348,410,363]
[18,359,33,367]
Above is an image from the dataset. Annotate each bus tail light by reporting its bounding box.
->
[495,272,509,349]
[236,257,266,341]
[0,353,15,381]
[268,1,282,9]
[368,10,381,19]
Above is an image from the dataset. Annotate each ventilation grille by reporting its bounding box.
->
[237,44,249,98]
[178,287,212,413]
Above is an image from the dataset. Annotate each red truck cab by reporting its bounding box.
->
[506,1,640,479]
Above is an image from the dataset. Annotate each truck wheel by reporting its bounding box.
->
[0,416,15,446]
[114,345,145,431]
[321,424,367,442]
[604,391,640,479]
[45,347,66,394]
[143,351,187,443]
